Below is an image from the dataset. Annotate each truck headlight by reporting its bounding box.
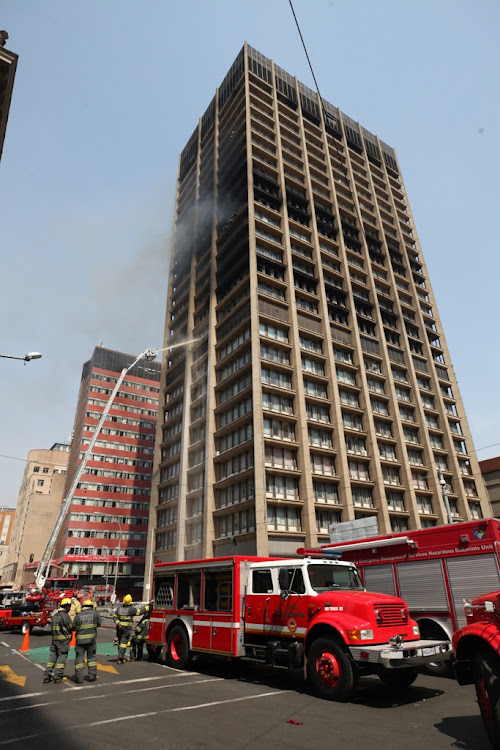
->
[413,625,420,636]
[348,629,374,641]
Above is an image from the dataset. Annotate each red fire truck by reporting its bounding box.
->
[314,519,500,674]
[147,554,451,702]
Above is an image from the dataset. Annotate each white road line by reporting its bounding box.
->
[0,679,222,713]
[0,690,287,745]
[1,642,10,647]
[0,702,52,714]
[78,677,223,701]
[9,648,45,671]
[62,671,192,692]
[0,691,48,703]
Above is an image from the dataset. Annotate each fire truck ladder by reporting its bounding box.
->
[34,347,168,589]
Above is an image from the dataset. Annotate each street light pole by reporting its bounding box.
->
[438,469,453,524]
[34,340,197,589]
[0,352,42,362]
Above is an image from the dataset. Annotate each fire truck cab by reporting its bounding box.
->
[148,554,451,702]
[318,519,500,676]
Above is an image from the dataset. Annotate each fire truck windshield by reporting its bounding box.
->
[307,564,363,593]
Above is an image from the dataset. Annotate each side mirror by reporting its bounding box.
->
[278,568,290,596]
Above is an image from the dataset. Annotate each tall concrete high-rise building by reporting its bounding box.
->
[0,31,18,161]
[50,347,161,592]
[147,44,490,572]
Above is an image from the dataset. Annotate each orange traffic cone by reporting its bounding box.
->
[19,628,30,652]
[69,631,76,647]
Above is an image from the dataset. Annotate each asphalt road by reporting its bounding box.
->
[0,627,490,750]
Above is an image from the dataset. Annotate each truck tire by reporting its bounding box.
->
[166,626,191,669]
[20,621,32,635]
[473,648,500,748]
[378,667,418,690]
[307,638,354,702]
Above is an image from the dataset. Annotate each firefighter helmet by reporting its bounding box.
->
[60,598,72,607]
[123,594,132,604]
[83,600,93,607]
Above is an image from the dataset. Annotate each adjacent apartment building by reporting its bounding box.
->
[0,506,15,583]
[146,43,490,573]
[50,347,161,591]
[1,444,69,589]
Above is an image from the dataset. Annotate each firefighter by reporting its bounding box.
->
[69,594,82,620]
[131,610,150,661]
[43,598,73,683]
[73,599,102,683]
[113,594,152,664]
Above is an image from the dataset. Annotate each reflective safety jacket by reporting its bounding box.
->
[134,614,150,641]
[113,603,152,632]
[51,608,73,643]
[73,607,102,644]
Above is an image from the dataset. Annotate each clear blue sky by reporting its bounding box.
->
[1,0,499,504]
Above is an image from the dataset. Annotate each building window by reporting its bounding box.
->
[469,502,482,520]
[416,495,433,514]
[266,474,299,500]
[386,491,405,511]
[313,481,339,505]
[348,460,370,482]
[378,442,397,462]
[267,505,302,531]
[382,466,400,485]
[37,479,45,487]
[33,466,40,473]
[316,509,341,534]
[390,516,409,532]
[352,486,373,508]
[345,436,367,456]
[42,467,50,474]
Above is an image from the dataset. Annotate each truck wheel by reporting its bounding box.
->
[473,649,500,748]
[146,644,162,662]
[378,667,418,690]
[307,638,354,702]
[21,621,32,635]
[166,626,191,669]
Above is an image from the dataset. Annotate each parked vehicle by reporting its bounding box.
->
[147,553,451,702]
[312,519,500,675]
[0,591,51,634]
[453,590,500,749]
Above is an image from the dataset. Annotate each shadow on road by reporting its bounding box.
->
[435,715,489,750]
[173,654,445,708]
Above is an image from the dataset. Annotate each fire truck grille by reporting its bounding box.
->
[373,603,407,627]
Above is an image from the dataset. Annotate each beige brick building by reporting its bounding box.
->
[145,44,490,575]
[1,444,69,588]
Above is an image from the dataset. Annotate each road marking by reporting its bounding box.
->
[0,678,223,711]
[0,702,52,714]
[96,663,119,674]
[0,690,287,744]
[0,691,48,703]
[1,642,10,647]
[61,672,191,692]
[78,677,222,701]
[0,666,26,687]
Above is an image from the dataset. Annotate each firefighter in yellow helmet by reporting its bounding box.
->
[73,600,102,683]
[113,594,152,664]
[43,598,73,683]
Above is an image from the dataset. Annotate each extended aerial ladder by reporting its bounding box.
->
[33,345,194,589]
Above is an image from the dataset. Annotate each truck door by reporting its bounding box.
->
[245,567,275,638]
[201,567,234,654]
[269,566,307,639]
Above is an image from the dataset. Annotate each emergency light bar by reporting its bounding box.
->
[297,536,416,558]
[297,548,343,558]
